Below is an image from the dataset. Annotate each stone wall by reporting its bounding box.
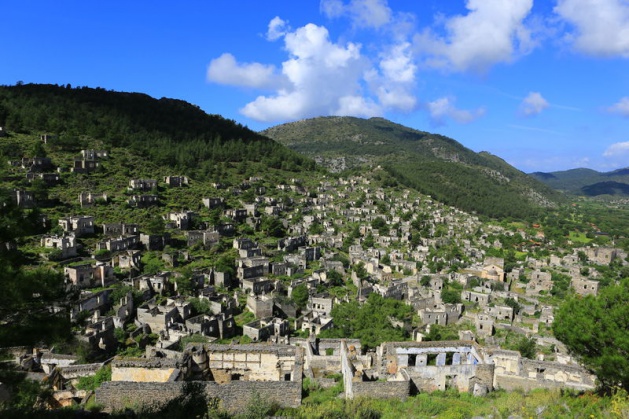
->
[352,381,410,400]
[95,380,301,413]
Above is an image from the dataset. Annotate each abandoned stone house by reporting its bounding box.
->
[378,341,494,394]
[128,194,158,207]
[243,317,289,342]
[461,290,491,307]
[96,235,140,252]
[164,176,188,187]
[136,298,192,335]
[26,171,60,186]
[580,247,617,265]
[80,314,117,352]
[140,233,169,251]
[237,257,270,282]
[186,229,220,248]
[233,237,257,250]
[485,305,514,322]
[526,270,553,294]
[64,262,114,289]
[41,235,77,259]
[11,189,35,208]
[102,223,139,236]
[571,276,599,297]
[58,215,95,237]
[278,235,307,252]
[475,314,495,337]
[480,263,505,283]
[295,311,333,335]
[308,293,334,317]
[21,156,53,171]
[246,294,274,318]
[71,158,99,174]
[419,304,462,326]
[128,179,158,191]
[539,306,554,325]
[185,313,236,340]
[110,250,142,271]
[69,289,111,322]
[165,211,195,230]
[242,277,274,296]
[202,197,225,209]
[78,192,108,207]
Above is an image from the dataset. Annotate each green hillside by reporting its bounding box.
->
[263,116,562,220]
[0,83,315,177]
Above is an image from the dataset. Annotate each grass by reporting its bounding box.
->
[568,231,593,244]
[274,387,629,419]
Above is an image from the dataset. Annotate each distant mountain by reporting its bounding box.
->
[530,167,629,197]
[262,116,562,219]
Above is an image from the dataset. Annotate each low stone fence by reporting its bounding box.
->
[95,380,302,413]
[352,381,410,400]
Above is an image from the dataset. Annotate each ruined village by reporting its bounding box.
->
[1,139,626,414]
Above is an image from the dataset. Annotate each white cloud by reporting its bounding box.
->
[321,0,392,29]
[607,97,629,117]
[267,16,288,41]
[206,53,286,89]
[554,0,629,57]
[427,96,485,126]
[519,91,549,116]
[239,23,378,122]
[366,42,418,112]
[603,141,629,157]
[414,0,535,73]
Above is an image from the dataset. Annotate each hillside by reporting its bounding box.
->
[0,83,315,177]
[530,167,629,197]
[262,116,562,220]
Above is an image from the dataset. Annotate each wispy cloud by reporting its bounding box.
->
[507,124,565,136]
[607,97,629,117]
[321,0,392,29]
[427,96,485,126]
[603,141,629,157]
[518,91,549,116]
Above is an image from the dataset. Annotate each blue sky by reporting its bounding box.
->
[2,0,629,173]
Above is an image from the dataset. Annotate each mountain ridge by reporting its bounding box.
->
[530,167,629,197]
[262,116,563,219]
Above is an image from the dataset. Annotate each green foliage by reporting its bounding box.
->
[0,228,71,346]
[504,297,521,315]
[319,293,412,349]
[516,337,537,360]
[76,365,112,391]
[291,283,309,308]
[441,288,462,304]
[554,279,629,391]
[180,334,209,351]
[423,324,460,342]
[238,391,280,419]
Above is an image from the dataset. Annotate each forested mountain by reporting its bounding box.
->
[0,83,315,178]
[262,116,562,220]
[530,167,629,197]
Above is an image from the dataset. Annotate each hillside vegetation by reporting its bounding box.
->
[0,83,315,177]
[263,116,562,220]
